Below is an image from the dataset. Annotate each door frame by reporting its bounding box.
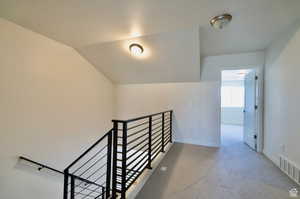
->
[220,66,264,152]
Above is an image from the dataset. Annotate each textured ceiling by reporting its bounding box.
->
[1,0,300,56]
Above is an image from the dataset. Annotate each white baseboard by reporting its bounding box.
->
[263,149,279,166]
[174,139,220,148]
[263,150,300,186]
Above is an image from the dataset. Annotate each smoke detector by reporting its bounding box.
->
[210,14,232,29]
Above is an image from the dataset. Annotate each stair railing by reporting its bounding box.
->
[63,110,173,199]
[64,129,113,199]
[111,110,173,198]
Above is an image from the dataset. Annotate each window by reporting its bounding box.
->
[221,82,244,108]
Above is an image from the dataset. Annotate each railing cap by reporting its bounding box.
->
[112,110,173,123]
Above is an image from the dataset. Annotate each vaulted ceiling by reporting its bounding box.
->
[78,28,200,84]
[1,0,300,83]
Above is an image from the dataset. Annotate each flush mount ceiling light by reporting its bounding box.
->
[210,14,232,29]
[129,43,144,56]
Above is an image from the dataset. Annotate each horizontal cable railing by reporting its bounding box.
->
[64,110,173,199]
[64,129,113,199]
[111,110,173,198]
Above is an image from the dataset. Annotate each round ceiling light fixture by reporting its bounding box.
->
[210,14,232,29]
[129,43,144,56]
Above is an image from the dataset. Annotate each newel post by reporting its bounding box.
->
[111,121,118,199]
[147,116,152,169]
[63,169,69,199]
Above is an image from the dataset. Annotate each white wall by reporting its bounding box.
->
[0,18,115,199]
[202,52,265,150]
[201,51,265,82]
[115,52,265,148]
[116,82,221,147]
[264,20,300,167]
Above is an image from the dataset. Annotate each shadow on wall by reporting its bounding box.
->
[266,19,300,66]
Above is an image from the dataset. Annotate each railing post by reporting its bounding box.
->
[170,111,173,143]
[111,122,118,199]
[121,122,127,199]
[70,175,75,199]
[102,187,105,199]
[161,112,165,153]
[147,116,152,169]
[63,169,69,199]
[106,131,112,198]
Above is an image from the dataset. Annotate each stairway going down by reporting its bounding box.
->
[63,110,173,199]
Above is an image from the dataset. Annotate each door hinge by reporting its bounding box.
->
[255,76,258,80]
[254,135,257,139]
[255,105,258,110]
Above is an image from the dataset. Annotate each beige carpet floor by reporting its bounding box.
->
[136,125,299,199]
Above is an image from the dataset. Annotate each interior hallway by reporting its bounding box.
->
[221,124,243,147]
[136,125,299,199]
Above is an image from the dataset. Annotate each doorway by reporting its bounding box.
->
[221,69,259,151]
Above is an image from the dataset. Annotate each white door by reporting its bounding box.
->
[243,70,257,150]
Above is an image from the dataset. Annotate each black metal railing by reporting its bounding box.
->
[64,110,173,199]
[19,156,64,174]
[111,110,173,198]
[64,129,113,199]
